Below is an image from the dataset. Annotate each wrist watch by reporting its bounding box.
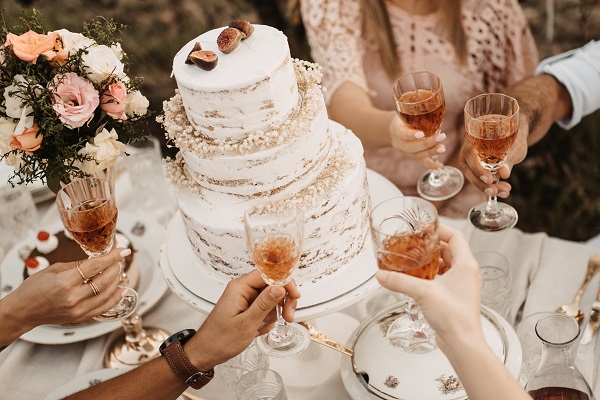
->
[159,329,215,390]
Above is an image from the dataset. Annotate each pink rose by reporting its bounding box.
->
[5,31,60,63]
[11,122,43,152]
[100,81,127,120]
[50,72,99,129]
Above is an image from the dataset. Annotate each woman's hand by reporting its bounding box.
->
[389,115,446,169]
[0,248,128,344]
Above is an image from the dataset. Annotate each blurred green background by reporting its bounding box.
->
[1,0,599,243]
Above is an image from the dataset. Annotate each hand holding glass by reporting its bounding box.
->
[56,177,138,321]
[464,93,519,232]
[243,204,310,357]
[369,196,440,353]
[392,71,464,201]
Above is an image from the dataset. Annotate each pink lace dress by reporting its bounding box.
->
[301,0,539,217]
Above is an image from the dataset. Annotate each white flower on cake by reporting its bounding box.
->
[25,256,50,276]
[81,45,126,84]
[78,127,126,173]
[124,90,150,117]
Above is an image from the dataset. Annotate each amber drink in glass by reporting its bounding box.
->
[370,196,440,353]
[392,71,464,201]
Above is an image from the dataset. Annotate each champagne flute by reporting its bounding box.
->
[243,203,310,358]
[464,93,519,232]
[392,71,464,201]
[56,177,138,321]
[370,196,440,353]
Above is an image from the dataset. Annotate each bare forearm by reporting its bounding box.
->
[507,74,572,146]
[0,295,34,347]
[443,336,532,400]
[328,82,396,149]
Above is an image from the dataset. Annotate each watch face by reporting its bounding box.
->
[159,329,197,353]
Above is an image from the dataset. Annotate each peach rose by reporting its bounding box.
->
[100,81,127,120]
[10,122,43,152]
[5,31,60,63]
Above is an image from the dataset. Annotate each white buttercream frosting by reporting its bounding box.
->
[171,25,299,141]
[26,256,50,276]
[35,231,59,254]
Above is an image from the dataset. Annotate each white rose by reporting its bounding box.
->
[53,29,95,53]
[4,75,27,119]
[4,151,24,168]
[110,42,124,60]
[81,45,126,84]
[78,127,126,173]
[0,117,17,154]
[124,90,149,117]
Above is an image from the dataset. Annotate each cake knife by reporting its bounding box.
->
[580,285,600,345]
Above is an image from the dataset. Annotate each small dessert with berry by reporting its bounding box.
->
[23,229,140,291]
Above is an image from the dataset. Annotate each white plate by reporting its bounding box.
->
[43,368,186,400]
[340,305,522,400]
[160,169,402,320]
[0,212,168,344]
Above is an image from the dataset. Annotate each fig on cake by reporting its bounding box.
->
[229,20,254,38]
[189,50,218,71]
[217,27,245,54]
[185,42,203,64]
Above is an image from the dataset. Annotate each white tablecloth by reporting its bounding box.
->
[1,174,599,399]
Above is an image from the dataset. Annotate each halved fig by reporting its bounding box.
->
[217,27,246,54]
[189,50,218,71]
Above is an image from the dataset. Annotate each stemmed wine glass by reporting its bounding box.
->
[392,71,464,201]
[243,203,310,358]
[369,196,440,353]
[464,93,520,232]
[56,177,138,321]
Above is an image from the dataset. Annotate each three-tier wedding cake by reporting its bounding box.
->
[162,23,370,284]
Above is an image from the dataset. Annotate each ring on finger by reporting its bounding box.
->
[76,261,91,284]
[87,279,100,296]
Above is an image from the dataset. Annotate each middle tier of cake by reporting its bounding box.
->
[169,120,371,285]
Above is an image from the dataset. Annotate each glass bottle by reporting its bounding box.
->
[525,313,595,400]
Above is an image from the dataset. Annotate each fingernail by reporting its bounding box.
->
[120,248,132,258]
[436,145,446,153]
[498,191,508,198]
[484,188,494,197]
[435,133,446,142]
[480,175,489,183]
[414,131,425,139]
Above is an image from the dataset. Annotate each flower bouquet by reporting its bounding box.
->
[0,10,151,193]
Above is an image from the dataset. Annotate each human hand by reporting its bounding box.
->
[375,224,483,351]
[389,115,445,169]
[6,248,127,331]
[458,121,529,198]
[189,270,300,371]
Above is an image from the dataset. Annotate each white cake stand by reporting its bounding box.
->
[159,169,401,321]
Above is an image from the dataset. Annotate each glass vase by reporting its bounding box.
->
[525,313,595,400]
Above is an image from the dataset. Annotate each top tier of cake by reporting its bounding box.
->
[172,25,299,142]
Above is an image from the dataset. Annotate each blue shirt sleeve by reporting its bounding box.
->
[535,40,600,130]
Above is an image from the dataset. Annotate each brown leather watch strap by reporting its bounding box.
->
[162,340,214,390]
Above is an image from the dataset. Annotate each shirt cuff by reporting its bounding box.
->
[535,41,600,130]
